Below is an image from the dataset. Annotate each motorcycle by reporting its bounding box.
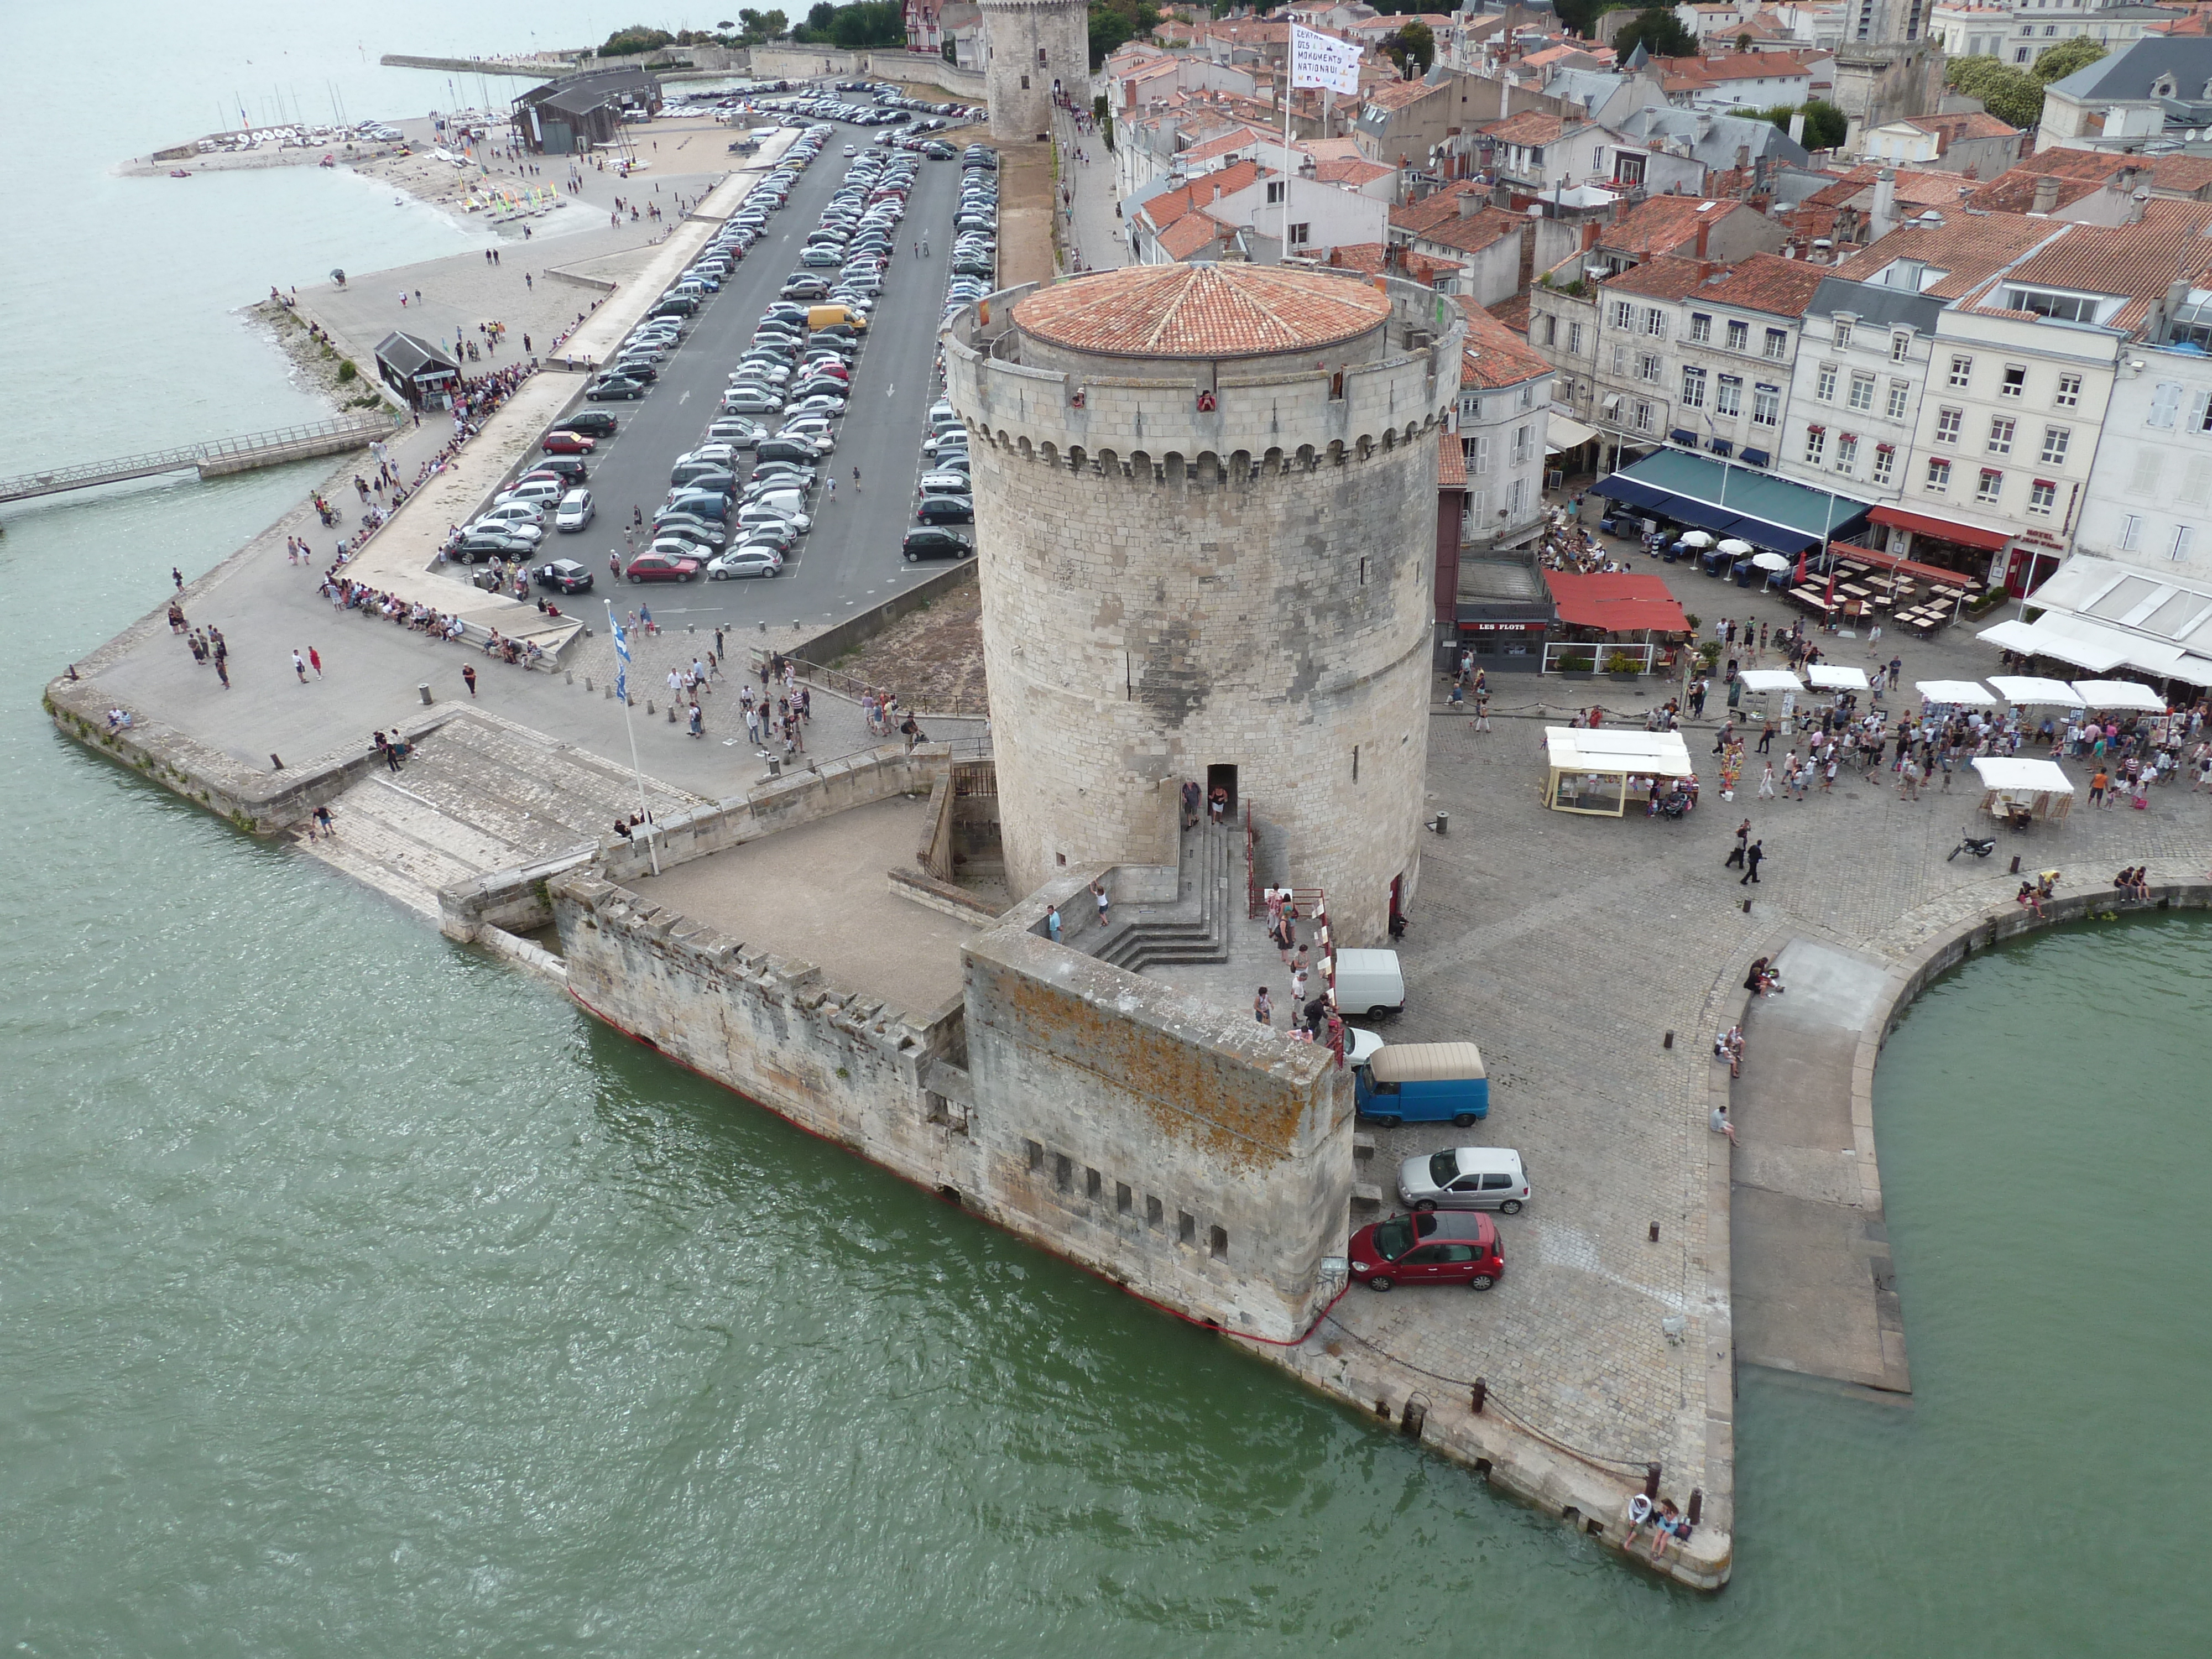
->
[1947,826,1997,862]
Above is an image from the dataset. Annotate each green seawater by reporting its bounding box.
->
[4,3,2209,1651]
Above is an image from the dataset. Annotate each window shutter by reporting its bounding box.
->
[2130,450,2163,495]
[2192,389,2212,432]
[2150,382,2182,427]
[1474,436,1491,476]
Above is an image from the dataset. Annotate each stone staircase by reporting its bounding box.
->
[298,709,704,919]
[1094,821,1234,973]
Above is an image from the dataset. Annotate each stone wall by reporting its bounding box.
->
[943,276,1465,943]
[964,889,1357,1340]
[553,836,1355,1342]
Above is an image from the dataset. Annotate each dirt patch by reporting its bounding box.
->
[833,585,989,717]
[989,135,1057,288]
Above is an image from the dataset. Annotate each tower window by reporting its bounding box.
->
[1039,48,1048,66]
[1020,74,1030,90]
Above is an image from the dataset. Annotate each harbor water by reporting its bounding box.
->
[4,4,2207,1651]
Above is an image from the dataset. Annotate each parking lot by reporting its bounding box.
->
[490,105,978,638]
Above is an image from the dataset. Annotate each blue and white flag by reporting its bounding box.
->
[612,615,630,703]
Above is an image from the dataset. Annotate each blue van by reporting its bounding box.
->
[1354,1041,1489,1127]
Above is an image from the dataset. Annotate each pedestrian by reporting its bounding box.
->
[1092,879,1110,927]
[1045,905,1062,944]
[309,646,322,679]
[1741,839,1764,884]
[1758,760,1776,800]
[292,649,308,684]
[172,566,184,590]
[852,465,862,493]
[312,804,335,839]
[215,657,230,689]
[1182,778,1201,828]
[2089,766,2109,808]
[1724,818,1750,869]
[1254,985,1273,1026]
[462,662,478,697]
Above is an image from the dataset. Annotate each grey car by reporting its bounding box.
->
[1395,1147,1530,1214]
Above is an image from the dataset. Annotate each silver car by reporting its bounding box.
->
[1396,1147,1530,1214]
[554,488,595,532]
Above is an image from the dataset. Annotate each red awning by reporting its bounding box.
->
[1543,571,1691,633]
[1867,505,2010,552]
[1828,541,1975,589]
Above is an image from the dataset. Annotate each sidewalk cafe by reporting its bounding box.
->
[1543,728,1695,816]
[1541,572,1690,676]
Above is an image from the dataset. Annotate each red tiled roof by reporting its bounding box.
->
[1438,427,1467,488]
[1156,215,1229,260]
[1543,571,1690,634]
[1963,168,2105,214]
[1483,109,1569,145]
[1830,211,2058,299]
[1599,255,1715,302]
[1134,159,1264,232]
[1454,295,1551,389]
[1365,77,1443,113]
[1695,251,1829,316]
[1390,180,1494,238]
[1411,207,1521,259]
[1603,196,1749,259]
[1485,290,1532,337]
[1898,110,2020,143]
[1314,156,1394,187]
[1013,263,1392,359]
[1980,201,2212,330]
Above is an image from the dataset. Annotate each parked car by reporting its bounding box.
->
[476,499,545,529]
[466,518,541,546]
[534,558,596,593]
[914,493,973,525]
[552,410,618,436]
[452,531,533,564]
[495,478,565,509]
[623,551,701,583]
[901,526,973,563]
[1396,1147,1530,1214]
[554,489,596,532]
[540,430,596,455]
[707,547,785,579]
[1354,1041,1487,1128]
[588,375,647,400]
[1348,1210,1504,1292]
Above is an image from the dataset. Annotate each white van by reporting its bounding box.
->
[1332,947,1406,1017]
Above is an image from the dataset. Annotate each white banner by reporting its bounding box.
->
[1289,23,1363,96]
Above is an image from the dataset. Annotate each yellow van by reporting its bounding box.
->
[806,303,865,332]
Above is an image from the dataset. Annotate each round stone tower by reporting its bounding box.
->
[943,262,1466,945]
[979,0,1091,143]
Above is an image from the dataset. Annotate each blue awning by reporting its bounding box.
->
[1739,448,1770,468]
[1669,428,1698,447]
[1708,439,1733,457]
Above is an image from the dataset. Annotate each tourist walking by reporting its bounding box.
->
[461,662,478,697]
[1724,818,1750,869]
[1740,840,1764,884]
[308,646,322,679]
[1092,879,1110,928]
[1045,905,1061,944]
[292,650,308,684]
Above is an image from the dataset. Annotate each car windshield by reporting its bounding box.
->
[1371,1218,1413,1262]
[1427,1151,1461,1187]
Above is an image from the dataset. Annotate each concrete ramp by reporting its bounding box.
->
[1730,939,1911,1395]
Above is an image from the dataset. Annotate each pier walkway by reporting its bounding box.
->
[0,414,398,504]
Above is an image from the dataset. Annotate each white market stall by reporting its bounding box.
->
[1737,667,1805,731]
[1915,679,1996,708]
[1806,664,1871,691]
[1970,755,2075,826]
[1543,727,1696,816]
[2071,679,2167,713]
[1987,675,2086,710]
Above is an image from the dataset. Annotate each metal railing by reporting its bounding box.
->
[1,413,397,503]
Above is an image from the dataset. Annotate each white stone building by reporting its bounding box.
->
[2073,327,2212,573]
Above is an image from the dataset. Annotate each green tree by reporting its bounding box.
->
[1945,55,2044,128]
[761,9,789,38]
[1751,98,1847,150]
[600,24,675,55]
[1088,0,1159,71]
[2031,36,2107,85]
[1383,20,1436,79]
[830,1,905,46]
[1610,8,1699,61]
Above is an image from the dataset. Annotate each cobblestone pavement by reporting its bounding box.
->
[1298,607,2212,1544]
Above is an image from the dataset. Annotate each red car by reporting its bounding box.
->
[541,430,596,455]
[1348,1209,1503,1292]
[623,551,700,583]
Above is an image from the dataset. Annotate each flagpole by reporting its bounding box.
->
[1282,71,1293,259]
[606,599,659,876]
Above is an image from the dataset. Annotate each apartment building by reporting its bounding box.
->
[1668,253,1831,467]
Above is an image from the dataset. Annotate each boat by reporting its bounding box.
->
[169,168,191,178]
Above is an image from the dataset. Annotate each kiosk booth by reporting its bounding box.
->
[1543,728,1696,816]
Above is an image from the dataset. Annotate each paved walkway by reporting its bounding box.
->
[1051,105,1124,275]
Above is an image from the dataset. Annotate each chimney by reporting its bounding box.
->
[1582,219,1600,251]
[2031,174,2059,215]
[1871,168,1897,242]
[1460,187,1481,216]
[2126,188,2150,225]
[1694,216,1711,261]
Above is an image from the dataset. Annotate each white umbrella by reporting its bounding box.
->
[1678,530,1714,548]
[1751,551,1791,571]
[1718,539,1756,556]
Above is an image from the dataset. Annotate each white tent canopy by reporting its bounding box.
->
[1807,664,1870,690]
[1970,757,2074,794]
[1987,675,2085,708]
[1915,679,1995,706]
[1544,727,1696,816]
[1739,669,1805,693]
[2072,679,2167,712]
[1977,613,2131,672]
